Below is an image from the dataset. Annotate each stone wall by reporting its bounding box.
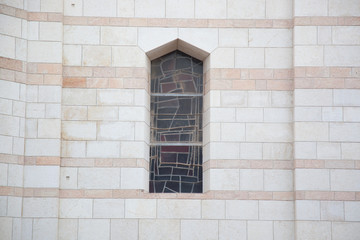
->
[0,0,359,239]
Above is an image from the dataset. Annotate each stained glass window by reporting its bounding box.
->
[150,51,203,193]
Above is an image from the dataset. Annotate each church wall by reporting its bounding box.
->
[0,0,359,239]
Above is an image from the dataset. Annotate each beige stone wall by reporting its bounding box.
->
[0,0,359,239]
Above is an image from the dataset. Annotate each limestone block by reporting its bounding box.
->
[0,115,20,136]
[248,91,271,107]
[264,108,292,123]
[250,29,292,47]
[60,199,92,218]
[209,142,239,160]
[295,89,332,106]
[322,107,342,122]
[83,46,111,66]
[294,142,316,159]
[28,41,62,63]
[228,0,265,19]
[318,26,332,45]
[157,199,201,219]
[121,168,147,190]
[326,45,360,66]
[330,123,360,142]
[334,89,360,106]
[37,119,60,139]
[295,122,329,141]
[78,167,120,189]
[240,143,262,159]
[21,218,33,240]
[296,200,320,220]
[344,107,360,122]
[0,35,15,59]
[93,199,125,218]
[0,80,20,100]
[271,91,293,107]
[0,196,6,215]
[97,122,134,140]
[40,0,63,12]
[62,121,96,140]
[120,141,146,158]
[321,201,344,221]
[259,201,294,220]
[112,46,147,67]
[179,28,218,53]
[88,106,118,121]
[16,38,27,61]
[83,0,116,17]
[59,219,78,240]
[295,169,330,191]
[181,220,218,240]
[0,217,12,240]
[118,107,146,121]
[2,0,23,9]
[62,89,97,106]
[202,200,225,219]
[296,221,331,240]
[274,221,295,240]
[61,140,86,157]
[345,202,360,221]
[333,27,360,45]
[78,219,110,240]
[294,46,324,66]
[62,106,87,120]
[60,167,78,189]
[265,48,292,68]
[8,164,23,187]
[24,166,59,188]
[135,0,165,18]
[266,0,292,19]
[23,198,59,217]
[97,89,133,105]
[117,0,135,17]
[220,123,245,141]
[235,48,265,68]
[294,0,328,16]
[236,108,263,122]
[139,219,180,240]
[33,219,58,240]
[0,99,12,115]
[221,91,247,107]
[63,45,82,66]
[0,14,21,38]
[195,0,226,19]
[111,219,138,240]
[246,123,292,142]
[226,200,258,219]
[263,143,292,160]
[209,48,234,68]
[125,199,156,218]
[13,137,24,155]
[219,29,248,47]
[25,139,60,156]
[248,221,273,240]
[101,27,137,46]
[331,170,360,191]
[27,21,39,40]
[240,169,263,191]
[332,222,360,240]
[0,135,12,154]
[13,100,25,117]
[39,22,62,41]
[38,86,61,103]
[138,27,177,53]
[64,0,82,16]
[342,143,360,160]
[134,122,150,143]
[25,119,37,138]
[166,0,194,18]
[64,26,100,44]
[264,170,293,191]
[317,142,341,159]
[329,0,360,16]
[219,220,247,240]
[0,163,8,185]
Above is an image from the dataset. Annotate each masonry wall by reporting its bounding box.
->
[0,0,359,239]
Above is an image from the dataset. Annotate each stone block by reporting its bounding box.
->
[23,198,58,217]
[138,27,177,53]
[112,46,147,67]
[246,123,292,142]
[64,26,100,44]
[228,0,265,19]
[60,167,78,189]
[260,201,294,220]
[240,143,262,159]
[63,45,81,66]
[25,139,60,156]
[83,0,116,17]
[329,0,360,16]
[139,219,180,240]
[157,199,201,219]
[296,200,320,220]
[93,199,125,218]
[325,46,360,67]
[334,89,360,106]
[249,29,292,47]
[78,167,120,189]
[166,0,194,18]
[294,0,328,16]
[296,221,331,240]
[33,218,58,240]
[62,89,97,106]
[331,170,360,191]
[317,142,341,159]
[8,164,23,187]
[61,140,86,158]
[264,170,293,191]
[125,199,156,218]
[60,199,92,218]
[83,46,111,66]
[40,0,63,12]
[202,200,225,219]
[266,0,292,19]
[78,219,110,240]
[344,107,360,122]
[28,41,62,63]
[24,166,59,188]
[265,48,292,69]
[274,221,294,240]
[236,108,263,122]
[330,123,360,142]
[294,46,323,67]
[342,143,360,160]
[117,0,134,17]
[235,48,264,68]
[295,169,330,191]
[59,219,78,240]
[321,201,344,221]
[220,123,245,141]
[38,119,61,138]
[263,143,292,160]
[226,200,258,220]
[209,48,234,68]
[39,22,62,41]
[333,222,360,240]
[181,220,218,240]
[121,168,147,190]
[179,28,218,53]
[209,142,239,159]
[248,91,271,107]
[111,219,138,240]
[0,35,15,59]
[64,0,82,16]
[0,14,21,38]
[248,221,273,240]
[240,169,263,191]
[135,0,165,18]
[264,108,292,123]
[219,220,247,240]
[219,29,248,47]
[294,122,328,141]
[0,80,20,101]
[101,27,137,46]
[62,121,96,140]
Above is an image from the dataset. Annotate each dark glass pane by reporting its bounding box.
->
[151,96,202,143]
[149,145,202,193]
[151,51,203,94]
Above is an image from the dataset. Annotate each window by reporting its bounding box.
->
[149,50,203,193]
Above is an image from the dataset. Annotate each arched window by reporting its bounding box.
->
[150,50,203,193]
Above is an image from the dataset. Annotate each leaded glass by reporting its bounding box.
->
[150,51,203,193]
